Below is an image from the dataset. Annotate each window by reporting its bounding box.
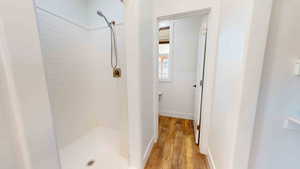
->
[158,24,172,81]
[158,44,170,81]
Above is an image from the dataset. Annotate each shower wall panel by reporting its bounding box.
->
[37,9,126,149]
[35,0,88,25]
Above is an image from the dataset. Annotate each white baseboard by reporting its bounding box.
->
[159,111,193,120]
[207,148,216,169]
[142,136,155,168]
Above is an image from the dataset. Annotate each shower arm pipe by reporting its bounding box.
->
[103,16,112,28]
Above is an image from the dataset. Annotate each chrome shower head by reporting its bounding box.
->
[97,10,111,28]
[96,10,104,17]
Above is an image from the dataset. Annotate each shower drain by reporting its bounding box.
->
[86,160,95,167]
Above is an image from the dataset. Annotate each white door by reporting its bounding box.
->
[193,24,207,144]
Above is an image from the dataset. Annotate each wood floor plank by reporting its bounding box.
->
[145,116,209,169]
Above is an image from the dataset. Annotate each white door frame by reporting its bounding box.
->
[153,8,216,155]
[194,21,208,144]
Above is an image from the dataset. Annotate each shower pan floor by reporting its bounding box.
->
[59,127,128,169]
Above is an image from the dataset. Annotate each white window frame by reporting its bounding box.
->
[158,22,174,82]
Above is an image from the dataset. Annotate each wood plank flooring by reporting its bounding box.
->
[145,116,209,169]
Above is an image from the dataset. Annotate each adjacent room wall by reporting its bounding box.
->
[158,16,202,119]
[0,88,19,169]
[249,0,300,169]
[155,0,217,17]
[0,101,19,169]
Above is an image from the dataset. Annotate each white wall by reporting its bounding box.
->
[35,0,125,28]
[35,0,88,25]
[208,0,254,168]
[36,0,126,149]
[208,0,273,168]
[158,16,202,118]
[37,10,95,148]
[0,0,61,169]
[0,23,20,169]
[139,0,155,165]
[0,106,19,169]
[249,0,300,169]
[0,91,19,169]
[155,0,217,18]
[125,0,155,168]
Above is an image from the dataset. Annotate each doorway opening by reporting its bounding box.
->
[156,13,208,145]
[150,10,211,168]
